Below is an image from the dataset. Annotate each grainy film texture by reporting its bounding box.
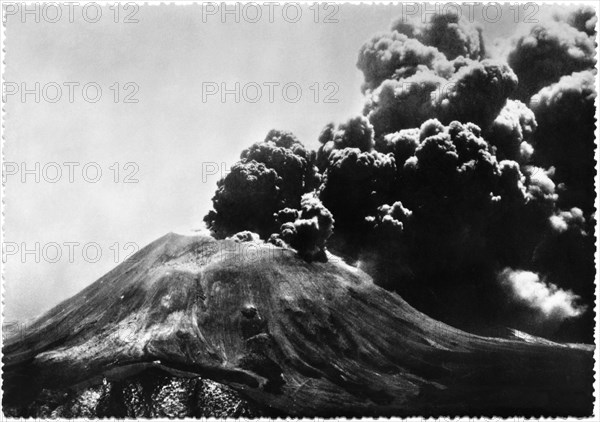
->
[1,1,598,419]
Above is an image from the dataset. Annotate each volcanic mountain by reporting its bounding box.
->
[2,233,594,417]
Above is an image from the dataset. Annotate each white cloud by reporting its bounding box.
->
[499,268,586,321]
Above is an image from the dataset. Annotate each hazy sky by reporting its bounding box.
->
[2,1,576,321]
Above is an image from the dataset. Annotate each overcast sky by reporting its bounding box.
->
[2,2,576,322]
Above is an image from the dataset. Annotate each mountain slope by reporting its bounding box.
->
[3,233,594,416]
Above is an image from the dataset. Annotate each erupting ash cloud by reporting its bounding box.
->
[272,193,334,261]
[529,70,596,213]
[205,5,596,342]
[488,99,537,164]
[204,130,320,239]
[507,20,596,101]
[391,12,485,61]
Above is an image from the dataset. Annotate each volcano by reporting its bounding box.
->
[2,233,594,417]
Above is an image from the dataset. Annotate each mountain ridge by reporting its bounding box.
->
[3,233,594,416]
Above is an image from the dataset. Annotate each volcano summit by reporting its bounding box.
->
[3,233,593,417]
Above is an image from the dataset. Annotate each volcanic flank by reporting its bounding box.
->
[3,233,593,417]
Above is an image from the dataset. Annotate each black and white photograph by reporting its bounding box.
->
[1,0,598,418]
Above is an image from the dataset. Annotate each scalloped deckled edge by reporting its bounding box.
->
[0,1,598,421]
[1,0,7,417]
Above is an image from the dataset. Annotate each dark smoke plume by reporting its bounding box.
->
[316,115,376,170]
[357,31,452,93]
[363,59,518,137]
[205,130,319,238]
[273,193,335,261]
[392,11,485,61]
[529,70,596,214]
[204,160,282,238]
[562,6,598,36]
[507,21,596,101]
[205,7,597,342]
[488,99,537,164]
[319,147,396,234]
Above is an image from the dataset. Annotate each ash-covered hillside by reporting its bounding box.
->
[2,233,594,417]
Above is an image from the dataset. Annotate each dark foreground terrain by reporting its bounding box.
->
[3,233,594,417]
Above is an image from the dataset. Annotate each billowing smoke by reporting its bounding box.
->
[367,201,412,239]
[488,100,536,164]
[529,70,596,213]
[363,54,518,136]
[205,7,596,342]
[507,20,596,101]
[363,72,445,135]
[356,31,452,93]
[531,206,595,341]
[319,146,396,235]
[316,115,376,171]
[271,193,334,261]
[498,268,586,323]
[204,160,282,238]
[497,266,588,342]
[525,166,558,209]
[228,231,262,243]
[548,207,586,236]
[358,9,520,138]
[205,130,320,238]
[434,60,518,128]
[561,5,598,36]
[391,12,485,61]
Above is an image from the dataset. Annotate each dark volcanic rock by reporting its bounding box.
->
[3,369,270,418]
[2,233,594,417]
